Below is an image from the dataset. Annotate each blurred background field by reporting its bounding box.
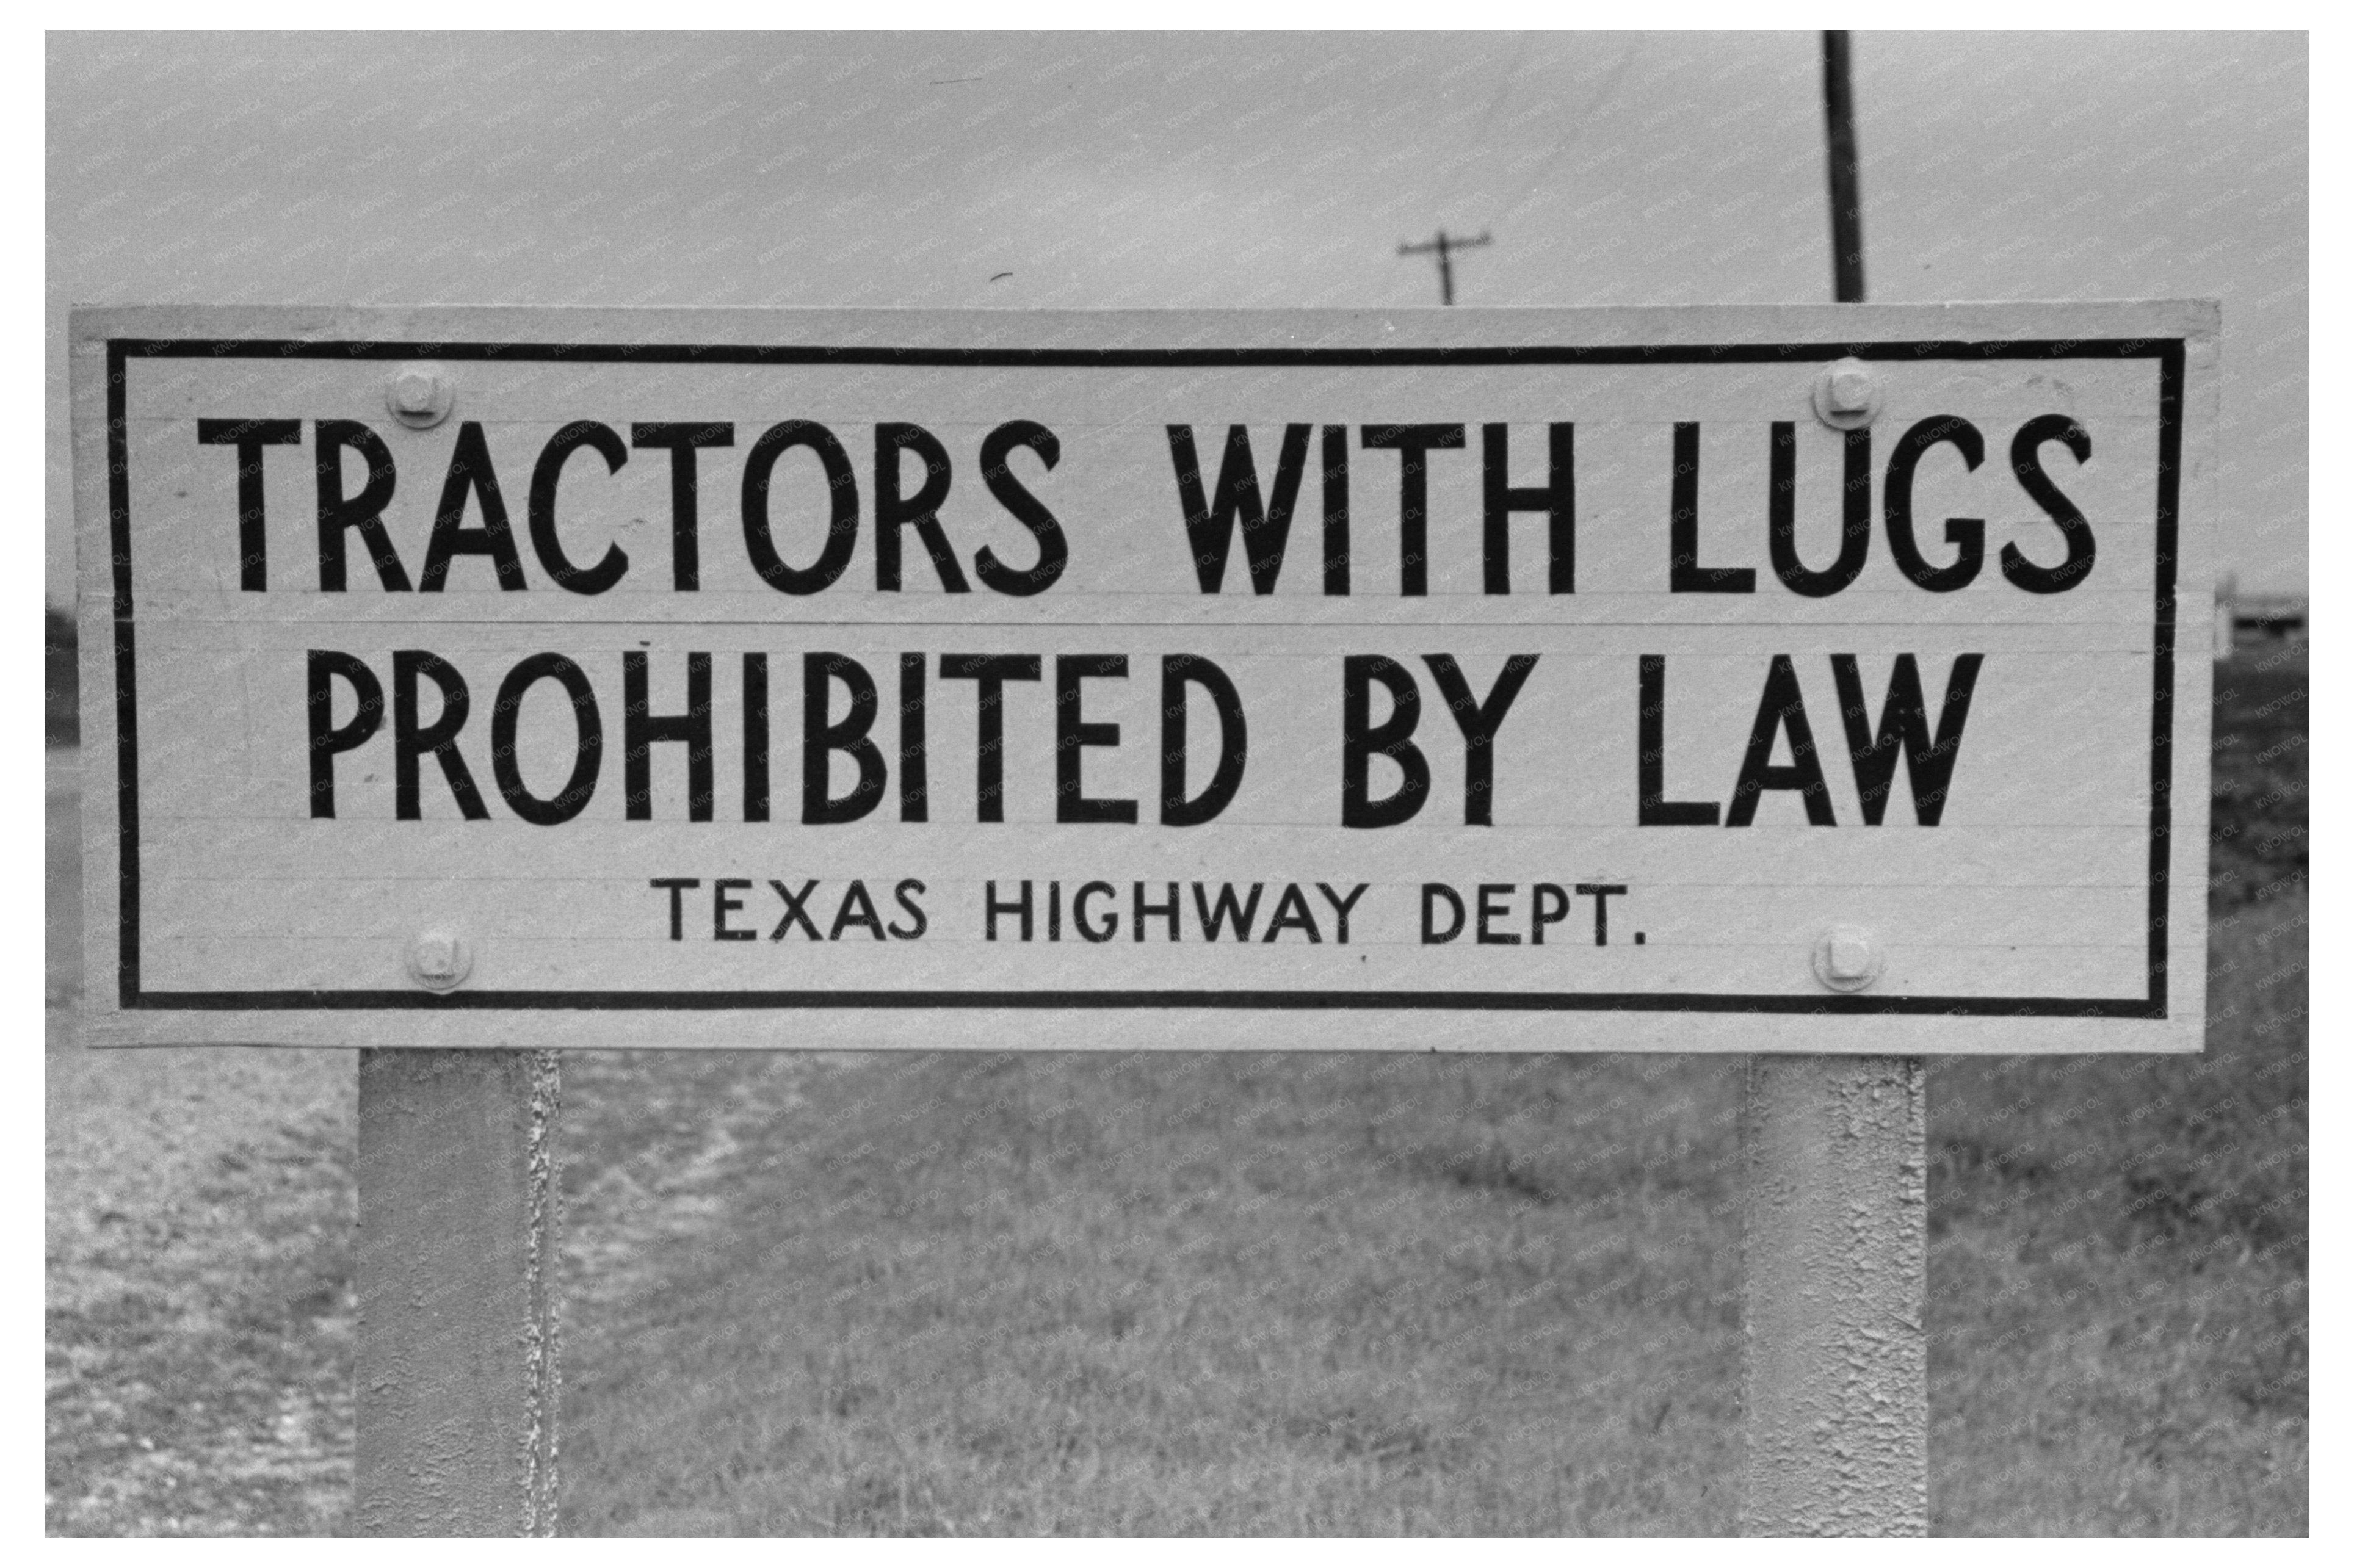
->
[45,630,2306,1536]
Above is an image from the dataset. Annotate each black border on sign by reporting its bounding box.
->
[106,335,2187,1019]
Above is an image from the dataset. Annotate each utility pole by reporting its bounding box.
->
[1822,29,1866,303]
[1398,228,1491,306]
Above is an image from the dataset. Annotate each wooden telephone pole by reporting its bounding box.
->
[1822,29,1867,303]
[1398,228,1491,305]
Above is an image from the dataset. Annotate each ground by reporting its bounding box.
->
[44,651,2306,1536]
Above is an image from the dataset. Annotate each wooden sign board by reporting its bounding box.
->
[71,303,2215,1052]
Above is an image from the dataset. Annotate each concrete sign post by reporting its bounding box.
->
[1739,36,1932,1531]
[1740,1053,1927,1532]
[353,1050,561,1536]
[71,302,2216,1534]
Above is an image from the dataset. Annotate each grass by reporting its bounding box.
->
[558,1050,1748,1534]
[45,647,2306,1535]
[2207,645,2308,906]
[1924,886,2307,1533]
[47,604,77,748]
[45,1110,357,1535]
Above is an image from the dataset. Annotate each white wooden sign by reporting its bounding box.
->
[72,303,2215,1051]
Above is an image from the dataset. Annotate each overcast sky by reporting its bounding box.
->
[45,29,2307,604]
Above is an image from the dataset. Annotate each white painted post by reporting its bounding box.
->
[354,1049,563,1536]
[1739,1054,1928,1534]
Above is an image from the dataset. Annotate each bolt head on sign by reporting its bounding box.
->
[1813,928,1883,994]
[407,932,471,992]
[1811,358,1881,430]
[386,364,453,428]
[68,302,2216,1052]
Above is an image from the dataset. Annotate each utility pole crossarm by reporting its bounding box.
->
[1398,228,1493,306]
